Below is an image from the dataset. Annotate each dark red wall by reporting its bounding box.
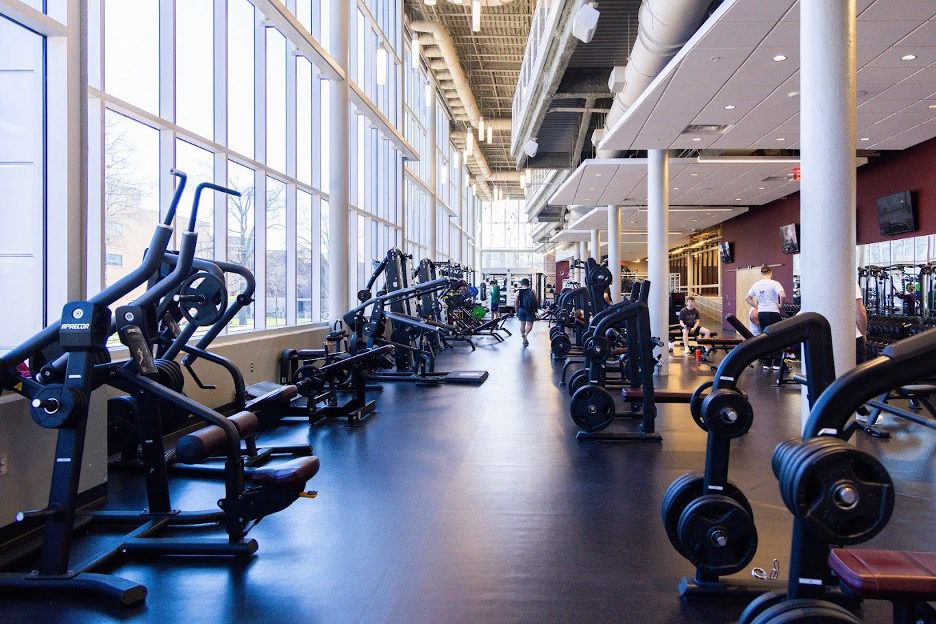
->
[555,260,570,291]
[720,136,936,327]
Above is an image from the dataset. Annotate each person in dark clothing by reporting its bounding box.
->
[515,278,539,347]
[678,297,711,354]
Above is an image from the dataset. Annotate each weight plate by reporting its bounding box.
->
[751,598,861,624]
[700,389,754,438]
[689,380,715,432]
[567,370,589,397]
[738,591,787,624]
[569,385,616,433]
[177,273,227,327]
[771,438,801,480]
[551,334,572,358]
[357,289,372,302]
[790,443,894,544]
[677,494,758,576]
[661,475,752,562]
[780,437,843,514]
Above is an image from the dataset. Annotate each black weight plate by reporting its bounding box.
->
[781,438,844,514]
[677,494,758,576]
[689,380,715,432]
[791,444,894,545]
[551,334,572,358]
[751,598,861,624]
[771,438,801,480]
[661,476,751,561]
[567,369,588,397]
[569,385,615,433]
[738,591,787,624]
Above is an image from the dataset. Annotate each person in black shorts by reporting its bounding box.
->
[678,297,711,354]
[515,278,540,347]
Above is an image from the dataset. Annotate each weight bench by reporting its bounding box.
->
[828,548,936,624]
[620,387,693,403]
[863,383,936,435]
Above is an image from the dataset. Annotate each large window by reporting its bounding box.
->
[0,16,45,351]
[227,161,256,332]
[228,0,255,158]
[266,177,287,327]
[176,0,214,139]
[297,190,313,324]
[104,0,158,114]
[482,199,540,270]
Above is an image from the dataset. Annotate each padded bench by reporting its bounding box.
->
[829,548,936,624]
[620,387,693,403]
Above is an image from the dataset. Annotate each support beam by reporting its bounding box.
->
[327,0,350,322]
[429,89,437,259]
[608,205,621,303]
[578,241,588,282]
[800,0,858,398]
[590,229,600,263]
[647,149,670,374]
[570,96,597,169]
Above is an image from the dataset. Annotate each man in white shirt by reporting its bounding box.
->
[745,265,786,370]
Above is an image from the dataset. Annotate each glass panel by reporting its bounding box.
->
[104,111,160,308]
[297,190,313,324]
[228,0,255,157]
[227,161,255,331]
[266,177,287,327]
[175,0,214,138]
[266,29,287,173]
[104,0,159,114]
[297,57,313,186]
[320,198,330,322]
[0,17,44,352]
[320,79,330,193]
[357,213,366,295]
[174,139,215,259]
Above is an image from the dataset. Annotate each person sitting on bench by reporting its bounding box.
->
[678,297,711,354]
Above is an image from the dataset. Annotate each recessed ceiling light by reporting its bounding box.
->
[588,187,596,190]
[772,54,787,62]
[757,186,765,190]
[901,54,917,61]
[673,187,680,190]
[692,137,702,142]
[724,104,736,110]
[690,173,698,177]
[860,137,870,142]
[787,91,800,98]
[594,173,602,177]
[692,219,698,222]
[735,198,743,201]
[776,137,786,142]
[928,103,936,109]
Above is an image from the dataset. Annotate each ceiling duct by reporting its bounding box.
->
[598,0,713,157]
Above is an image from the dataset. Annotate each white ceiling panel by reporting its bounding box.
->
[599,0,936,154]
[859,0,936,22]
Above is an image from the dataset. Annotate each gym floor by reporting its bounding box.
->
[3,318,935,623]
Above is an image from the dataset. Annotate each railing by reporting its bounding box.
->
[511,0,567,153]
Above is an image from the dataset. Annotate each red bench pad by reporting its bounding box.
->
[829,548,936,599]
[621,387,692,403]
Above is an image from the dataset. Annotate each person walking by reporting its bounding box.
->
[489,281,501,319]
[515,278,539,347]
[745,265,786,370]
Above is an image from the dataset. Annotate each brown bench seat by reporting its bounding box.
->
[829,548,936,600]
[620,387,693,403]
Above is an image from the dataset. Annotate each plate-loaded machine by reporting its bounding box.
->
[661,313,837,600]
[550,259,613,358]
[0,173,318,606]
[567,282,669,442]
[345,256,489,385]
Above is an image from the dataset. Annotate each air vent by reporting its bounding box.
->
[761,174,794,182]
[682,124,732,134]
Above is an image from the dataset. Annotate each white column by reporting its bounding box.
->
[578,241,587,282]
[428,88,437,259]
[328,0,350,322]
[647,149,670,372]
[800,0,857,376]
[590,228,600,262]
[607,205,620,303]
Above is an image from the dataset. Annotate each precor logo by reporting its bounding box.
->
[61,323,91,330]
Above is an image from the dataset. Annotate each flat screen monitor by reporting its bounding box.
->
[719,241,733,263]
[779,223,799,254]
[876,190,916,236]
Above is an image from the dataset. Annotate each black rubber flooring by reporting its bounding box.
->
[2,317,934,623]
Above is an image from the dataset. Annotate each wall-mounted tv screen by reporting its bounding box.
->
[876,190,916,236]
[779,223,799,254]
[719,241,733,263]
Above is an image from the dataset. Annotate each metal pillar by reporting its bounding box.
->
[607,205,620,303]
[327,0,350,322]
[590,229,600,263]
[578,240,588,282]
[800,0,857,378]
[647,149,670,373]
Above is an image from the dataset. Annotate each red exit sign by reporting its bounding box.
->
[792,166,801,181]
